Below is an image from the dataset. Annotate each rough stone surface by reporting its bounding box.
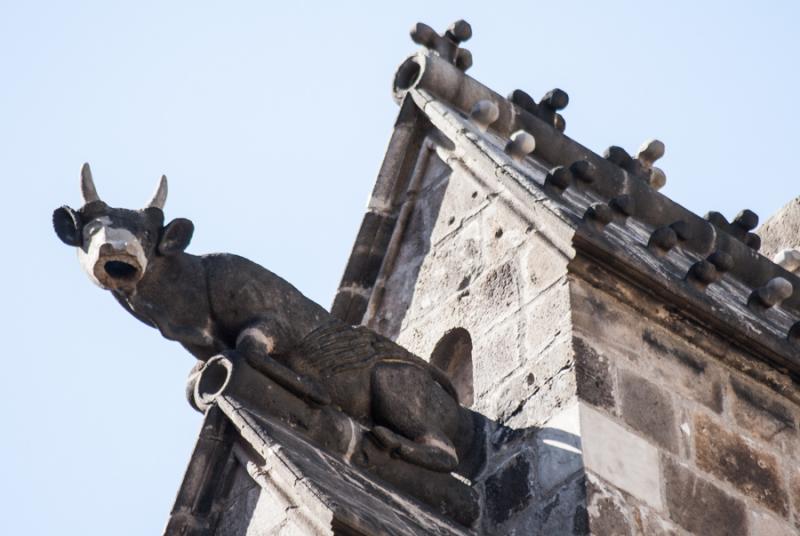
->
[758,195,800,259]
[663,457,748,536]
[639,328,724,414]
[729,376,798,457]
[585,475,633,536]
[618,370,677,453]
[216,465,280,536]
[580,404,663,510]
[519,238,568,305]
[484,454,533,525]
[694,413,789,516]
[537,476,588,536]
[749,510,797,536]
[573,338,616,412]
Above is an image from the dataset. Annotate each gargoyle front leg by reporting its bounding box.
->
[236,318,330,405]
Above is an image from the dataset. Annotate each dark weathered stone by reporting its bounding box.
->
[485,454,533,525]
[536,476,588,536]
[730,376,797,450]
[694,413,789,516]
[619,370,677,453]
[409,20,472,71]
[586,478,633,536]
[663,457,748,536]
[54,170,485,525]
[572,505,589,535]
[640,329,723,413]
[574,338,615,411]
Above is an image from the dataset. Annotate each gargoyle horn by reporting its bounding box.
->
[147,174,168,210]
[80,162,101,204]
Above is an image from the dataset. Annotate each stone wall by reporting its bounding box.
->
[571,255,800,536]
[366,139,587,535]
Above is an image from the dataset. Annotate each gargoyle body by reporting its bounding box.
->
[53,165,465,472]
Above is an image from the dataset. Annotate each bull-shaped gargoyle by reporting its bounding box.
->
[53,164,467,473]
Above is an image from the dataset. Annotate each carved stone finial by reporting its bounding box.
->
[470,99,499,131]
[445,19,472,43]
[748,277,794,310]
[686,251,734,290]
[704,210,762,250]
[583,202,615,230]
[504,130,536,160]
[609,195,634,219]
[788,321,800,345]
[507,88,567,132]
[410,19,473,71]
[636,139,665,167]
[733,209,759,232]
[582,196,632,231]
[635,139,667,190]
[604,145,634,168]
[545,165,572,193]
[570,160,597,184]
[648,226,678,256]
[648,221,692,256]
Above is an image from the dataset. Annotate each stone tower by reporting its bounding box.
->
[166,20,800,535]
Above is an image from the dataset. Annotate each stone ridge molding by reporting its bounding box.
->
[410,84,800,383]
[387,22,800,369]
[392,37,800,320]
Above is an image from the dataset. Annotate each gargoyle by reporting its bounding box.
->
[53,164,466,473]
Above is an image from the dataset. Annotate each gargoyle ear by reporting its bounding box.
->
[52,206,82,247]
[158,218,194,255]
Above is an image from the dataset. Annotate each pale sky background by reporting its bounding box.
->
[1,2,798,534]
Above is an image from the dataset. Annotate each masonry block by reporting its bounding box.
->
[499,354,576,429]
[471,317,522,401]
[484,452,534,526]
[749,510,796,536]
[694,413,789,516]
[663,456,748,536]
[536,403,583,494]
[522,282,572,359]
[520,238,568,305]
[729,376,798,457]
[410,218,484,321]
[639,328,724,414]
[216,463,295,536]
[634,506,680,536]
[429,166,492,246]
[619,370,678,453]
[580,404,663,510]
[480,197,529,263]
[458,259,521,333]
[585,474,634,536]
[538,475,589,536]
[573,338,615,412]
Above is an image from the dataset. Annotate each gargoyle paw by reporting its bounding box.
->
[371,425,402,453]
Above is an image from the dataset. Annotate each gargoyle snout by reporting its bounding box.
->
[78,227,148,291]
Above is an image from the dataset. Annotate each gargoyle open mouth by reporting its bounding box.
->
[104,259,139,280]
[93,253,144,289]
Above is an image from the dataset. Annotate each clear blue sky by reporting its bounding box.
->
[1,2,797,534]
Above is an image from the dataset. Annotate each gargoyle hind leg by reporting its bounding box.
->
[370,363,460,472]
[236,320,330,406]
